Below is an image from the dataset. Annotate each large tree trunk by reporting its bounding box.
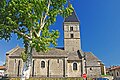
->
[21,46,33,80]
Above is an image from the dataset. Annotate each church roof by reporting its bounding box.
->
[7,46,101,64]
[32,48,68,58]
[8,46,68,58]
[84,52,101,67]
[84,52,99,61]
[6,46,20,55]
[64,9,79,22]
[67,51,81,61]
[7,46,82,60]
[67,50,85,61]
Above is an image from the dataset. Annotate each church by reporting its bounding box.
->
[5,7,106,78]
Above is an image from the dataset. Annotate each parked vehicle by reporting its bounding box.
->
[93,78,109,80]
[0,72,4,77]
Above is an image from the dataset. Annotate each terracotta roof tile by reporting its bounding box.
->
[110,66,120,70]
[0,66,6,70]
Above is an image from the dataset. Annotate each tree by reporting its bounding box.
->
[0,0,73,80]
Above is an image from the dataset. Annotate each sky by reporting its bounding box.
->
[0,0,120,67]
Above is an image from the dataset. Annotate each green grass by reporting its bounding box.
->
[101,74,111,77]
[2,77,84,80]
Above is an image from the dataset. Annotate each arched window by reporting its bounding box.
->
[57,59,59,63]
[117,72,119,76]
[17,60,20,76]
[90,68,92,70]
[70,34,74,38]
[15,59,16,63]
[41,61,45,68]
[73,63,77,70]
[70,26,73,31]
[32,60,35,76]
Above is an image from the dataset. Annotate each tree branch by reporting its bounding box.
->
[32,29,39,38]
[38,0,51,36]
[14,29,31,40]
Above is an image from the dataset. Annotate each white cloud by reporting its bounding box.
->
[0,61,4,66]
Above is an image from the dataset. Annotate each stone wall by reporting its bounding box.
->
[34,58,65,77]
[86,66,101,78]
[7,57,67,77]
[64,39,80,52]
[49,59,64,77]
[34,58,48,77]
[7,58,23,77]
[64,22,81,52]
[67,61,81,77]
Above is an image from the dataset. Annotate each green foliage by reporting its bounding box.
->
[0,0,73,59]
[21,51,28,62]
[3,63,6,66]
[32,30,59,52]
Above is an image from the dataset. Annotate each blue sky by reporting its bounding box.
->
[0,0,120,66]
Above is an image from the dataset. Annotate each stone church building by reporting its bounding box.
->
[5,8,106,78]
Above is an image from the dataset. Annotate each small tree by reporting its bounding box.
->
[0,0,73,80]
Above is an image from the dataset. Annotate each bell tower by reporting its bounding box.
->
[63,9,81,52]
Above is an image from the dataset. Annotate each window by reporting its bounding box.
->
[117,72,119,76]
[70,34,74,38]
[15,59,16,63]
[32,60,35,76]
[73,63,77,70]
[70,27,73,31]
[57,59,59,63]
[90,68,92,70]
[17,60,20,76]
[76,26,79,31]
[67,25,69,31]
[111,73,113,76]
[72,47,74,51]
[41,61,45,68]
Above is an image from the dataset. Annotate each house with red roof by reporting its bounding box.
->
[107,66,120,80]
[0,66,6,77]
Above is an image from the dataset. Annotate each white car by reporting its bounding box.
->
[0,72,4,77]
